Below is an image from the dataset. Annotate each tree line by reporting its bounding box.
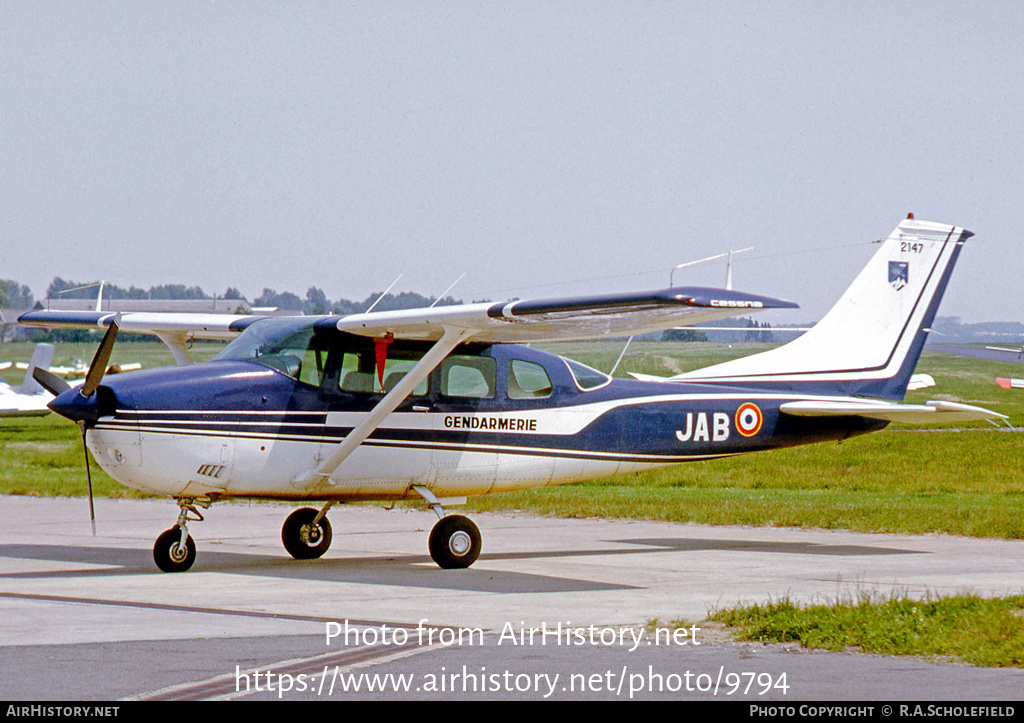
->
[2,277,462,316]
[3,277,783,344]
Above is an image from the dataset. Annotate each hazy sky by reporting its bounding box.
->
[2,1,1022,323]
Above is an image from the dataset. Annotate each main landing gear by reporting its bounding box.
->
[416,485,482,569]
[277,496,482,570]
[281,505,334,560]
[428,514,481,569]
[150,493,482,572]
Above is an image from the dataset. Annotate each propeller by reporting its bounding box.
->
[81,314,121,398]
[41,314,121,536]
[79,420,96,537]
[32,367,71,396]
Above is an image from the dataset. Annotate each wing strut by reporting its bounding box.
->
[291,326,471,489]
[155,333,194,365]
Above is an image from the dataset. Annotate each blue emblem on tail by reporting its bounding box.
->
[888,261,908,290]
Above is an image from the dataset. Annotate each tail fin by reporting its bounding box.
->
[672,217,971,399]
[19,343,55,396]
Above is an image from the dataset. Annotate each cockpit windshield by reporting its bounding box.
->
[214,318,326,386]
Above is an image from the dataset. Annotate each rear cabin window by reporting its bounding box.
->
[508,360,552,399]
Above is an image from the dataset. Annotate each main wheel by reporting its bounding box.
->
[428,515,481,569]
[154,527,196,573]
[282,507,333,560]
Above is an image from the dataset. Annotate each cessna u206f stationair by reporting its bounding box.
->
[21,217,1005,572]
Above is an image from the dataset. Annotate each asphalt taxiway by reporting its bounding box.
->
[1,496,1022,701]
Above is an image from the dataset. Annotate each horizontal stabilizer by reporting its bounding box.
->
[996,378,1024,390]
[780,399,1006,424]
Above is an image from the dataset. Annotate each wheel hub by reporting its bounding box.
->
[169,542,188,563]
[300,524,321,545]
[448,530,472,556]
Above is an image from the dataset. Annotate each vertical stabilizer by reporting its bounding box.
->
[671,218,971,399]
[19,343,55,396]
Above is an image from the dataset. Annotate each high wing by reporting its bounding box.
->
[18,311,262,364]
[19,286,797,352]
[332,287,796,343]
[20,285,797,490]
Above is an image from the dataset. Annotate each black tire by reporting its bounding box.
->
[428,515,481,569]
[153,527,196,573]
[282,507,333,560]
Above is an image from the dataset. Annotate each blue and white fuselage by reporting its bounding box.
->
[23,217,1006,571]
[74,341,889,502]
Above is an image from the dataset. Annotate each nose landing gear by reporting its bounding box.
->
[153,497,210,572]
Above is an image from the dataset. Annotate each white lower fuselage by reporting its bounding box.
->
[85,388,878,501]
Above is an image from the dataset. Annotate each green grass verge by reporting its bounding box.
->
[467,429,1024,538]
[708,593,1024,668]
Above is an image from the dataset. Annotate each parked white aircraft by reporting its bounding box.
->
[0,344,57,418]
[17,358,142,379]
[984,341,1024,390]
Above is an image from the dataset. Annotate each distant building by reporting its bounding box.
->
[30,298,302,317]
[0,308,32,341]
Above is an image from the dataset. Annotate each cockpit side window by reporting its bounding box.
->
[438,355,496,399]
[338,348,428,396]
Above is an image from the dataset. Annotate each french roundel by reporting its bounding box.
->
[735,403,763,437]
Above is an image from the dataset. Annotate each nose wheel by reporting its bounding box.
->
[152,497,208,572]
[153,527,196,572]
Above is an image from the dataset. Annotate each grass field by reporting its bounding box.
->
[2,338,1023,666]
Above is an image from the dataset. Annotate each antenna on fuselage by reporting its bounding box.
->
[365,274,403,314]
[609,336,634,376]
[430,273,466,308]
[670,247,754,290]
